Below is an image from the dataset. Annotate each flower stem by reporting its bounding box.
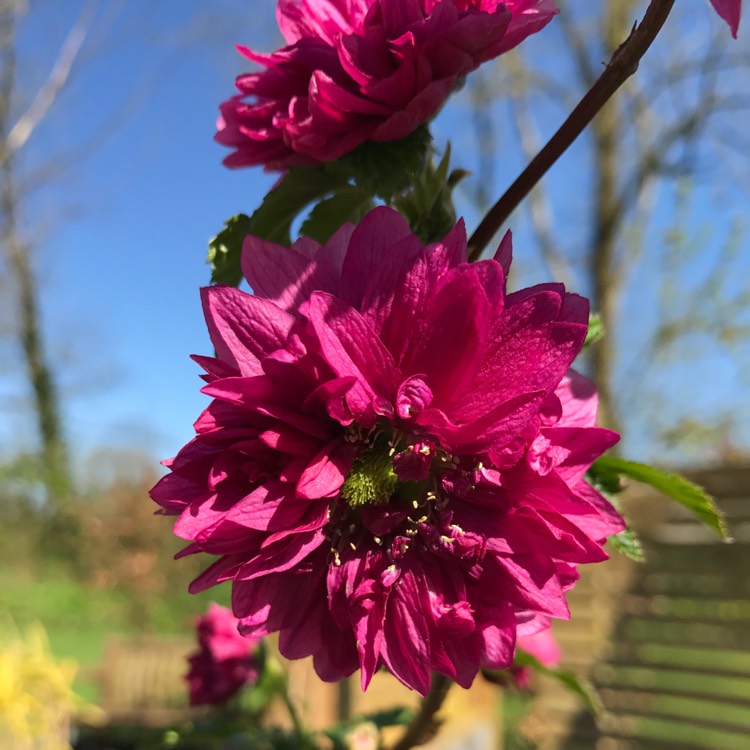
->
[390,674,453,750]
[279,678,308,746]
[467,0,676,262]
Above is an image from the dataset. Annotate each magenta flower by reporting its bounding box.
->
[153,207,622,695]
[710,0,742,36]
[185,603,259,706]
[216,0,558,170]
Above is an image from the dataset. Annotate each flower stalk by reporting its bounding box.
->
[467,0,676,261]
[389,674,453,750]
[278,677,308,746]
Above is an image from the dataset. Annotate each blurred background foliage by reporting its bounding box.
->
[0,452,227,704]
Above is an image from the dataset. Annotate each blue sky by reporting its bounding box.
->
[2,1,279,467]
[1,0,748,477]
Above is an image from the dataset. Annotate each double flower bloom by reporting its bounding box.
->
[153,209,622,693]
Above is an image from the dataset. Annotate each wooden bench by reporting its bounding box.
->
[96,636,194,726]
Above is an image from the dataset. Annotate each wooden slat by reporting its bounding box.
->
[612,642,750,674]
[620,616,750,649]
[601,689,750,732]
[527,467,750,750]
[605,713,750,750]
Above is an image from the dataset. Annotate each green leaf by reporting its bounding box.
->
[357,706,415,728]
[585,471,644,562]
[208,167,347,285]
[394,142,465,244]
[247,168,347,246]
[584,313,604,347]
[332,125,432,201]
[447,168,470,189]
[323,725,351,750]
[608,527,645,562]
[299,186,374,243]
[593,457,730,540]
[433,143,451,187]
[208,213,253,286]
[513,651,602,716]
[586,464,622,497]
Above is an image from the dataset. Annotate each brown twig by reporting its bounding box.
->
[467,0,676,261]
[389,674,452,750]
[5,3,93,158]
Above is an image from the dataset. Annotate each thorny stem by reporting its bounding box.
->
[467,0,676,261]
[390,674,453,750]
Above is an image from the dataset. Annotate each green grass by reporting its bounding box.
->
[0,565,231,704]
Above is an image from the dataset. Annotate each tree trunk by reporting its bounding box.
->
[588,3,635,437]
[0,4,71,499]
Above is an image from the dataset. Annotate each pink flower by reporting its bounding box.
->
[185,603,259,706]
[216,0,558,170]
[152,207,623,695]
[710,0,742,36]
[512,628,560,689]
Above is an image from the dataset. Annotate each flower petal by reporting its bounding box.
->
[201,286,295,375]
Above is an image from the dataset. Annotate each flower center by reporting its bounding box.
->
[340,437,398,507]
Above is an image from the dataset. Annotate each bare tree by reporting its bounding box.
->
[0,2,91,498]
[462,1,750,458]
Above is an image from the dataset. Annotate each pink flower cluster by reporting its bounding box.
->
[185,603,259,706]
[153,208,623,695]
[216,0,557,170]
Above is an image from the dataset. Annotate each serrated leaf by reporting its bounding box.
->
[513,651,602,716]
[208,214,253,286]
[332,125,432,201]
[247,168,347,245]
[608,527,645,562]
[299,186,374,243]
[584,313,604,347]
[593,457,730,540]
[208,167,347,285]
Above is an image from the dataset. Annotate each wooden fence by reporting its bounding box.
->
[526,466,750,750]
[97,636,194,725]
